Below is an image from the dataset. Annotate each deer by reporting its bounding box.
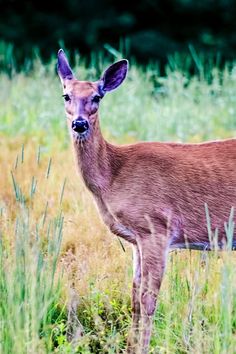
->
[57,49,236,354]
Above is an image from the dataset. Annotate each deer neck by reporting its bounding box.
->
[73,114,111,196]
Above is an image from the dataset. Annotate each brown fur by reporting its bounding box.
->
[58,60,236,354]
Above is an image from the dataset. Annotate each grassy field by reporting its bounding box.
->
[1,50,236,353]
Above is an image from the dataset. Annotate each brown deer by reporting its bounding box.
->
[57,49,236,354]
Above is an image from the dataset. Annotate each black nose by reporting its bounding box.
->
[71,118,89,134]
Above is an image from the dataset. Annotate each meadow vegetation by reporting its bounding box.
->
[1,50,236,353]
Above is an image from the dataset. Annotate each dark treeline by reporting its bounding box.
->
[1,0,236,65]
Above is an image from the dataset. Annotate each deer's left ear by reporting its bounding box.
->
[99,59,128,94]
[57,49,74,82]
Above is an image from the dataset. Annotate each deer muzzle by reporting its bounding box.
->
[71,118,89,134]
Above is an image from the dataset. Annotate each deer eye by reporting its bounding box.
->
[62,94,70,102]
[92,95,101,103]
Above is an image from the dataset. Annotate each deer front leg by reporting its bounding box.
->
[127,244,142,353]
[139,231,168,354]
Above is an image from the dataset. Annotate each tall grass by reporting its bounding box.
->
[0,145,64,353]
[0,139,131,353]
[1,48,236,353]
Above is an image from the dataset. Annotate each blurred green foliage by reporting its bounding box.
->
[1,0,236,66]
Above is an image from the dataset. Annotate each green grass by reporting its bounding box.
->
[1,49,236,353]
[0,181,63,353]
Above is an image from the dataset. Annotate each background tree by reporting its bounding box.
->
[1,0,236,65]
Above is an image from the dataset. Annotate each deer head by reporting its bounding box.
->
[57,49,128,140]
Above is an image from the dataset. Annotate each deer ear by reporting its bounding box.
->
[57,49,74,82]
[99,59,128,93]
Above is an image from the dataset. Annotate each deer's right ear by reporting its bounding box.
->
[57,49,74,83]
[99,59,128,94]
